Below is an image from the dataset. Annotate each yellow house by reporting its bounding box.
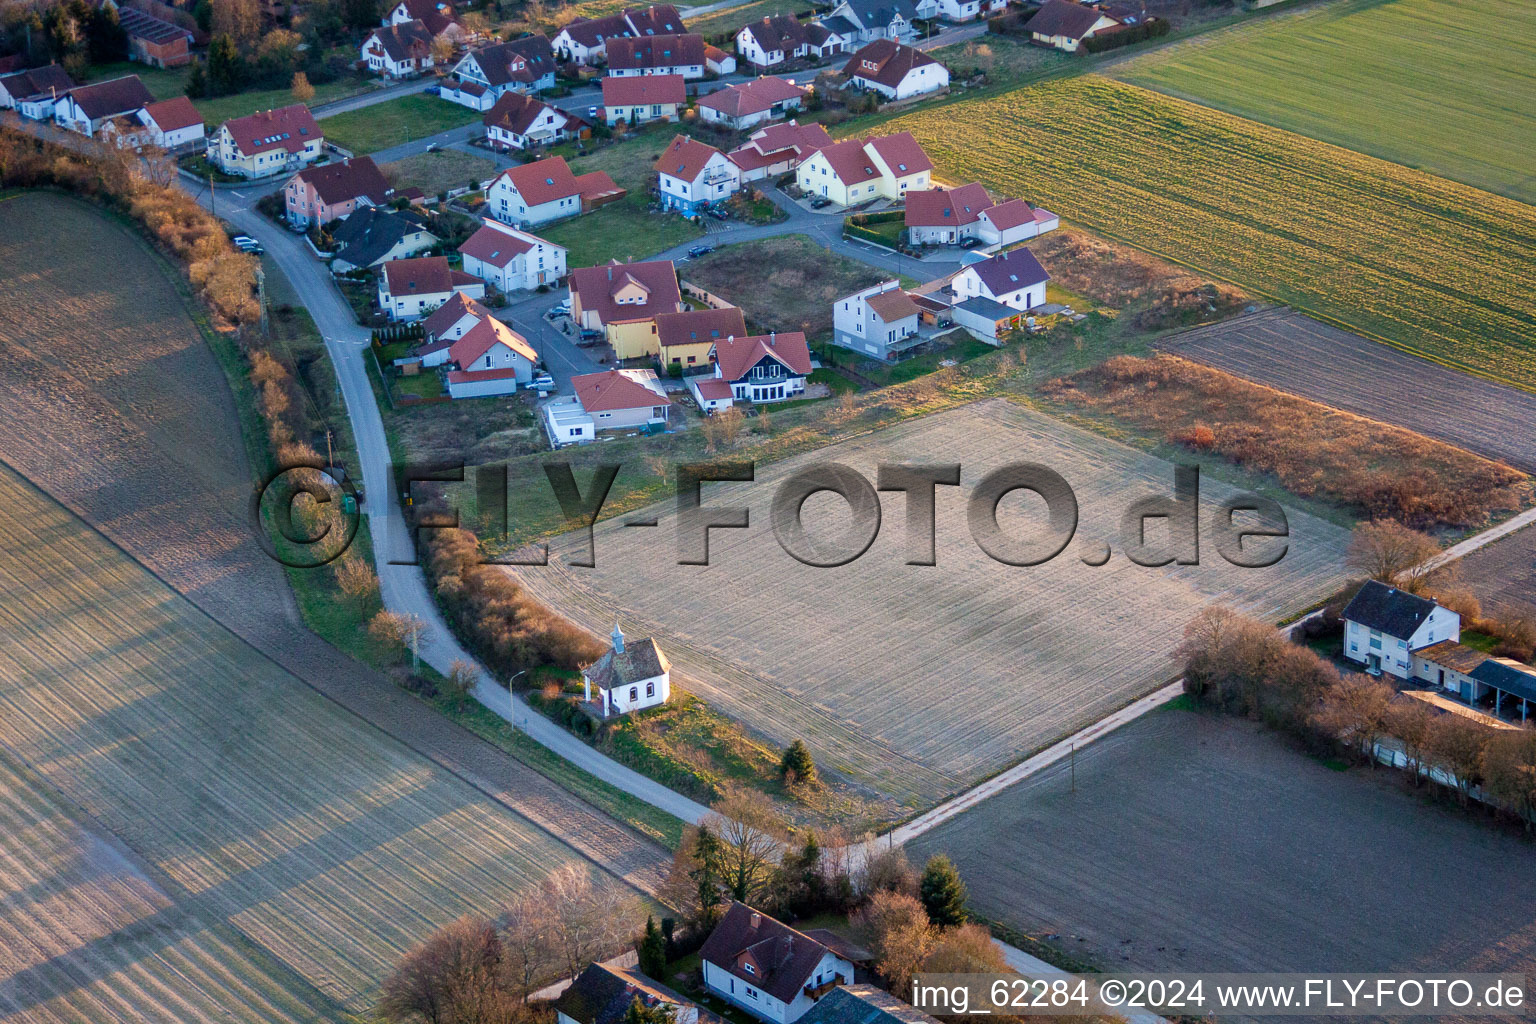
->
[795,130,932,206]
[654,306,747,371]
[213,104,324,180]
[569,259,686,361]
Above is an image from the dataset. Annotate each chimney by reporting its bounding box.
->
[769,331,776,346]
[750,912,761,928]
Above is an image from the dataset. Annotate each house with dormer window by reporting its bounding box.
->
[606,32,707,77]
[212,104,323,178]
[794,131,931,206]
[655,135,741,214]
[486,155,584,227]
[442,33,557,108]
[841,39,947,100]
[950,247,1049,312]
[569,258,686,358]
[701,903,853,1024]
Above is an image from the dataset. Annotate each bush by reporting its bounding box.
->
[1081,17,1170,53]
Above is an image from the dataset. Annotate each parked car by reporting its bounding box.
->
[707,207,730,220]
[232,235,265,255]
[687,244,714,258]
[960,237,984,249]
[551,299,571,316]
[810,196,833,209]
[528,373,555,391]
[425,142,441,153]
[587,105,598,119]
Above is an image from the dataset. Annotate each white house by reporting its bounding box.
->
[819,0,935,45]
[1343,580,1461,681]
[482,91,579,150]
[52,75,153,136]
[412,292,492,365]
[486,155,585,227]
[458,219,566,292]
[442,34,557,109]
[443,315,537,398]
[580,623,671,717]
[840,39,948,101]
[700,902,854,1024]
[1023,0,1120,51]
[136,96,204,149]
[211,104,322,179]
[385,0,454,27]
[794,131,931,206]
[655,134,740,214]
[605,32,706,78]
[933,0,980,21]
[377,255,486,321]
[331,206,437,273]
[361,20,436,78]
[544,396,596,445]
[551,5,686,64]
[697,77,808,130]
[950,247,1049,311]
[727,119,832,181]
[0,64,74,120]
[555,959,702,1024]
[733,14,841,67]
[601,73,685,126]
[833,280,920,359]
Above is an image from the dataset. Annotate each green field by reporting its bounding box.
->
[879,76,1536,388]
[685,0,817,39]
[85,61,373,126]
[1114,0,1536,204]
[320,93,479,154]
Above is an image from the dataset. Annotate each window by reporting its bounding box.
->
[629,686,638,702]
[646,681,655,697]
[744,963,755,975]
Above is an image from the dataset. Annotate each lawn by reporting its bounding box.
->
[929,33,1069,91]
[685,0,821,39]
[542,195,704,266]
[1114,0,1536,204]
[320,93,479,155]
[85,61,374,125]
[679,234,889,340]
[875,76,1536,389]
[383,148,500,195]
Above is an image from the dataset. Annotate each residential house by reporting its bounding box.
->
[52,75,153,136]
[284,155,392,228]
[555,957,704,1024]
[601,74,685,127]
[932,0,980,22]
[655,306,746,370]
[442,34,558,109]
[973,198,1058,246]
[580,623,671,717]
[552,5,687,65]
[377,255,486,320]
[562,368,673,436]
[727,119,831,181]
[486,155,584,227]
[0,65,75,120]
[412,292,493,365]
[569,259,685,359]
[903,182,991,245]
[116,5,194,67]
[361,20,436,78]
[697,77,808,130]
[330,206,438,273]
[700,902,854,1024]
[950,246,1048,311]
[1023,0,1120,51]
[841,39,948,100]
[735,14,812,67]
[1342,580,1461,681]
[212,103,322,178]
[134,96,203,150]
[711,331,811,403]
[833,280,919,359]
[606,33,707,78]
[458,219,567,292]
[444,315,538,397]
[385,0,462,40]
[624,4,688,36]
[655,134,741,214]
[483,90,580,150]
[794,130,932,205]
[797,986,940,1024]
[818,0,935,45]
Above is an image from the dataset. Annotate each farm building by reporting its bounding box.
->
[841,39,948,101]
[833,280,920,359]
[655,134,741,214]
[1023,0,1120,51]
[700,902,854,1024]
[949,247,1049,311]
[283,155,392,228]
[0,64,75,120]
[442,34,557,108]
[458,219,567,292]
[711,331,811,404]
[697,77,809,130]
[606,33,707,78]
[601,74,685,126]
[571,368,673,431]
[52,75,153,136]
[377,255,486,321]
[483,91,582,150]
[580,623,671,717]
[569,259,686,358]
[727,120,832,181]
[443,315,538,398]
[115,4,194,67]
[795,131,932,205]
[1342,580,1461,680]
[330,206,437,273]
[555,957,704,1024]
[655,306,746,369]
[211,104,322,179]
[136,96,204,149]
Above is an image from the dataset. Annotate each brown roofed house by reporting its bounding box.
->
[700,902,855,1023]
[654,305,747,368]
[215,103,323,178]
[53,74,154,136]
[698,76,808,129]
[556,956,710,1024]
[284,155,392,228]
[606,32,707,76]
[841,39,948,100]
[1023,0,1121,51]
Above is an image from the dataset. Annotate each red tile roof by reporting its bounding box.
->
[977,197,1034,231]
[817,138,881,185]
[1025,0,1115,39]
[738,119,831,158]
[654,134,726,182]
[493,155,581,206]
[601,73,685,107]
[368,19,434,62]
[739,13,808,52]
[904,182,992,228]
[693,377,734,400]
[606,33,705,70]
[842,38,941,90]
[700,903,840,1005]
[446,366,521,384]
[573,368,673,412]
[697,76,806,119]
[448,315,537,366]
[714,331,810,382]
[140,95,202,132]
[865,131,932,176]
[421,291,491,343]
[570,259,681,325]
[383,255,475,297]
[458,222,537,267]
[223,103,320,157]
[483,90,561,135]
[574,170,625,202]
[656,306,746,350]
[292,155,390,206]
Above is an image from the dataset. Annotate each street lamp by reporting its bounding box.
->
[508,669,528,733]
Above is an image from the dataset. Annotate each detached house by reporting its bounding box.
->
[212,104,322,178]
[136,96,204,149]
[974,198,1057,246]
[486,155,588,227]
[698,77,808,130]
[442,34,558,108]
[601,74,685,126]
[903,182,991,245]
[443,315,538,397]
[569,259,685,359]
[483,91,580,150]
[553,5,686,64]
[1024,0,1120,51]
[377,255,486,321]
[458,219,567,292]
[655,134,740,214]
[580,623,671,717]
[606,33,707,78]
[551,368,673,440]
[0,64,75,120]
[1342,580,1461,681]
[841,39,948,101]
[727,119,831,181]
[386,0,453,26]
[555,958,704,1024]
[362,20,436,78]
[711,331,811,404]
[798,987,941,1024]
[655,306,746,369]
[330,206,437,272]
[794,130,931,206]
[819,0,935,45]
[53,75,153,136]
[411,292,493,365]
[833,280,920,359]
[950,247,1049,311]
[283,155,391,228]
[734,14,843,68]
[701,902,853,1024]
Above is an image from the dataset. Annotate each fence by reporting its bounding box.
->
[679,281,734,310]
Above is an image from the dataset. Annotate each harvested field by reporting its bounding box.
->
[910,709,1536,996]
[680,235,888,340]
[510,400,1350,809]
[0,463,632,1020]
[1453,525,1536,626]
[1044,355,1530,529]
[1158,308,1536,474]
[876,76,1536,386]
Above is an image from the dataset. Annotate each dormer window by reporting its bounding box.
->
[744,963,756,975]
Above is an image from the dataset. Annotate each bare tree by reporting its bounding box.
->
[370,609,432,669]
[859,846,918,898]
[540,862,641,980]
[1481,730,1536,831]
[211,0,261,47]
[1346,521,1440,592]
[1387,700,1434,785]
[856,890,932,993]
[705,788,786,904]
[378,915,513,1024]
[431,34,456,63]
[1312,674,1394,765]
[500,891,554,1001]
[334,554,380,617]
[924,922,1007,974]
[1424,715,1492,805]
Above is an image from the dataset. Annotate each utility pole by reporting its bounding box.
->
[209,171,215,218]
[255,265,269,337]
[1070,743,1076,793]
[324,428,334,472]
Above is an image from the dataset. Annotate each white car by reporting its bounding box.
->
[528,373,555,392]
[551,299,571,316]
